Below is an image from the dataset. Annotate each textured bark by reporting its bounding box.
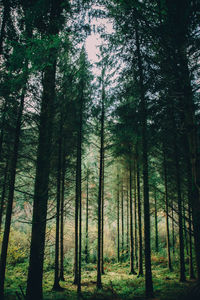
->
[172,200,175,255]
[97,86,104,289]
[126,184,129,253]
[26,60,57,300]
[26,2,63,298]
[174,144,186,282]
[117,174,120,263]
[135,19,153,297]
[60,156,66,281]
[163,148,172,271]
[77,86,83,294]
[53,121,63,290]
[129,164,136,274]
[187,158,195,279]
[134,166,138,268]
[74,148,79,285]
[121,182,124,253]
[154,189,158,253]
[137,160,143,276]
[101,155,105,274]
[0,159,8,234]
[85,170,89,264]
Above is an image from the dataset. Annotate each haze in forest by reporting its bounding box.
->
[0,1,200,300]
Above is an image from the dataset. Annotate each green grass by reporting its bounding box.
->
[4,259,196,300]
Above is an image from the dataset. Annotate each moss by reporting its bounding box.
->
[4,261,196,300]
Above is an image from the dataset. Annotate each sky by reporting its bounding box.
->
[85,17,114,67]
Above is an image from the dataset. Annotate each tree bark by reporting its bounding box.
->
[85,169,89,264]
[154,189,159,253]
[117,174,120,263]
[135,19,153,297]
[97,87,104,289]
[136,159,143,276]
[101,154,105,274]
[53,119,63,290]
[126,183,129,254]
[129,163,136,274]
[60,155,66,281]
[121,181,124,256]
[163,147,172,271]
[0,159,8,234]
[134,165,138,268]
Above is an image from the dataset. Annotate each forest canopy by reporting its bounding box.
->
[0,0,200,300]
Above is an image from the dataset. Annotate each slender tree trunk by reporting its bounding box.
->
[77,88,83,294]
[183,199,189,256]
[129,163,136,274]
[74,148,79,285]
[97,88,104,289]
[187,158,195,279]
[134,166,138,268]
[126,185,129,254]
[101,154,105,274]
[0,100,8,162]
[154,189,158,253]
[53,120,63,290]
[172,199,175,255]
[163,147,172,271]
[60,155,66,282]
[85,170,89,264]
[117,174,120,263]
[0,159,8,234]
[137,159,143,276]
[121,181,124,256]
[135,19,153,297]
[174,145,186,282]
[0,89,25,299]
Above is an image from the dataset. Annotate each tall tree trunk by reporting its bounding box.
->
[174,144,186,282]
[26,59,57,300]
[187,157,195,279]
[97,87,104,289]
[121,181,124,255]
[135,19,153,297]
[137,159,143,276]
[53,120,63,290]
[134,166,138,268]
[0,88,25,299]
[117,174,120,263]
[0,159,8,234]
[172,199,175,255]
[183,199,189,256]
[74,147,79,285]
[126,183,129,254]
[26,3,63,299]
[129,163,136,274]
[163,147,172,271]
[154,189,158,253]
[85,169,89,264]
[60,155,66,282]
[101,154,105,274]
[77,88,83,294]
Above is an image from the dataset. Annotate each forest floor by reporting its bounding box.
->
[4,255,198,300]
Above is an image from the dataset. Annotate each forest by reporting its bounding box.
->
[0,0,200,300]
